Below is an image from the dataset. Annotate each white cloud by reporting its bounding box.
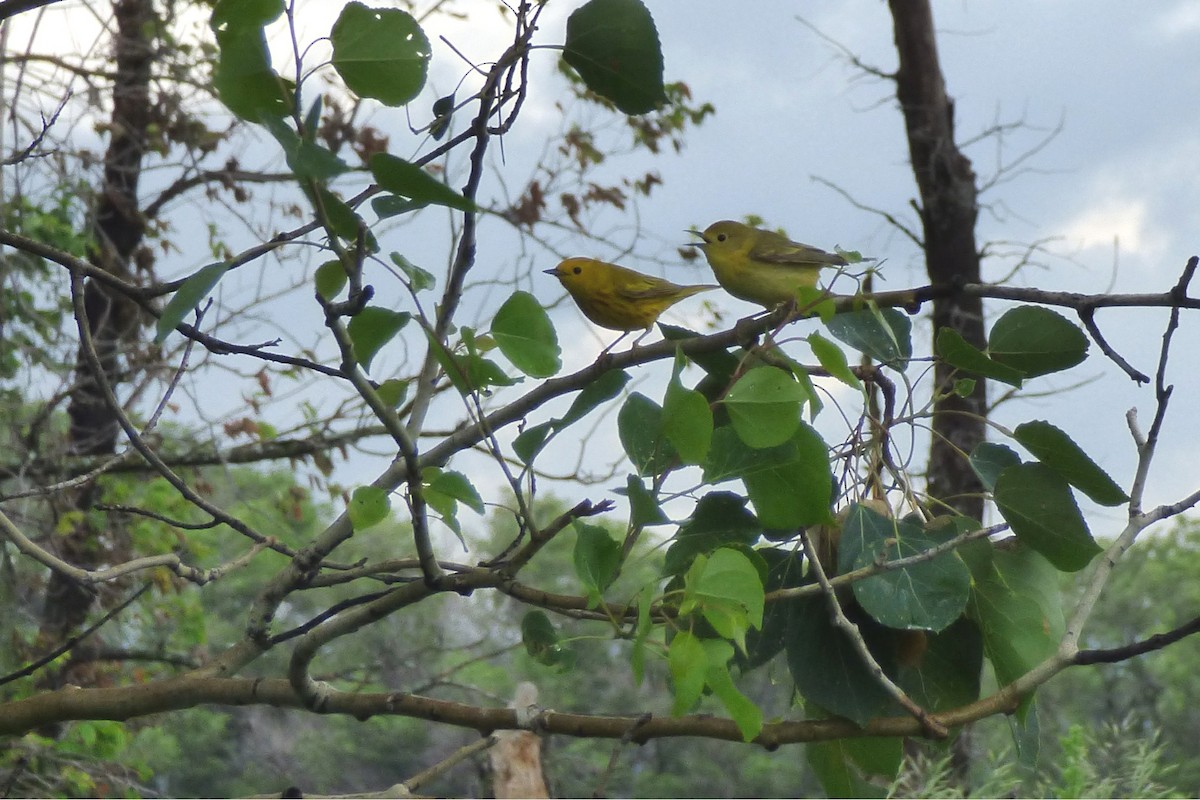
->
[1151,2,1200,39]
[1059,194,1149,253]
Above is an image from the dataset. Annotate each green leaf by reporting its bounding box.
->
[739,548,806,670]
[786,597,897,726]
[994,463,1102,572]
[936,327,1025,387]
[668,631,707,715]
[723,366,805,449]
[348,486,389,531]
[520,610,556,646]
[969,442,1022,492]
[988,306,1089,377]
[663,356,713,463]
[521,610,563,666]
[562,369,630,426]
[1010,697,1041,766]
[953,378,977,397]
[212,0,283,28]
[211,5,291,121]
[314,260,347,301]
[563,0,666,115]
[304,184,373,247]
[372,194,427,219]
[425,469,485,515]
[839,505,971,632]
[156,262,231,343]
[618,393,676,476]
[1013,420,1129,506]
[370,153,475,212]
[631,586,654,684]
[434,346,516,394]
[808,332,861,389]
[513,420,554,464]
[960,541,1065,687]
[702,639,763,741]
[705,425,834,529]
[490,291,561,378]
[330,2,431,106]
[825,306,912,367]
[686,548,765,652]
[375,378,409,408]
[347,307,411,372]
[501,366,621,461]
[262,116,350,181]
[429,91,455,140]
[896,618,984,713]
[663,492,760,576]
[793,363,823,420]
[573,521,621,607]
[806,738,892,800]
[390,252,436,293]
[625,474,668,527]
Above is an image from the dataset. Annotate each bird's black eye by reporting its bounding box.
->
[572,266,583,275]
[717,233,727,242]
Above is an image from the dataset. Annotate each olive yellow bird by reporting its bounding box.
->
[545,257,716,338]
[689,220,848,308]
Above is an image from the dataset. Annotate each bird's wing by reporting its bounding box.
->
[616,278,691,300]
[751,232,847,267]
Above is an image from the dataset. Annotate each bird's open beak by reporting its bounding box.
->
[684,228,708,247]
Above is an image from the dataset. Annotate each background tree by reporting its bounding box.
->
[1,1,1199,798]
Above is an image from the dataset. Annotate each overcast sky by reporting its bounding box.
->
[12,1,1199,541]
[279,0,1200,536]
[446,0,1200,534]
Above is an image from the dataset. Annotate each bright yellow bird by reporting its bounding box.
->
[689,220,848,308]
[545,257,716,336]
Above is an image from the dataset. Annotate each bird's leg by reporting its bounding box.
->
[628,327,654,349]
[599,331,632,357]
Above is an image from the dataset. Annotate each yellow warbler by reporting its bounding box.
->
[689,220,848,308]
[545,257,716,333]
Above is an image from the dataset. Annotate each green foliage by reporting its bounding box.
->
[563,0,666,114]
[347,306,411,371]
[662,353,714,463]
[993,464,1101,572]
[840,505,971,633]
[9,0,1196,796]
[331,3,431,107]
[348,485,390,531]
[808,331,862,388]
[936,327,1026,387]
[1012,420,1129,506]
[572,520,622,606]
[962,542,1065,688]
[891,717,1186,798]
[723,365,807,448]
[826,306,913,366]
[987,306,1089,377]
[370,153,475,213]
[490,291,561,378]
[210,0,291,120]
[155,261,230,343]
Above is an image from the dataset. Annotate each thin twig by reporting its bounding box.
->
[1077,304,1150,384]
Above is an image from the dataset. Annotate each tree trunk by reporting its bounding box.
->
[40,0,155,656]
[888,0,986,521]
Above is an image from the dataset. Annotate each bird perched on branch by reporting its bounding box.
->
[688,220,848,308]
[545,257,716,346]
